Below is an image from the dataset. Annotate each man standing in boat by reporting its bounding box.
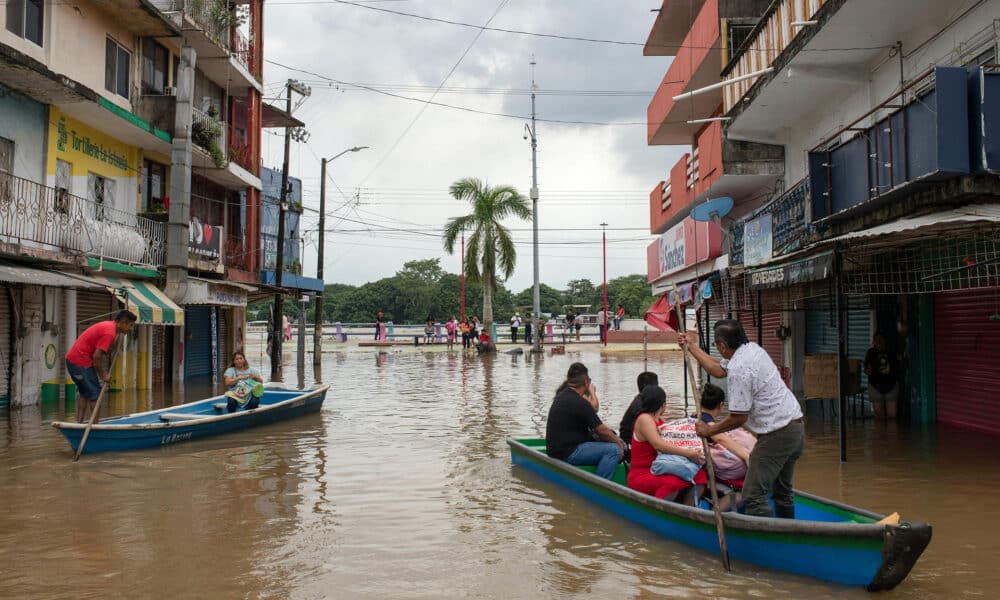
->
[66,310,137,424]
[678,320,804,519]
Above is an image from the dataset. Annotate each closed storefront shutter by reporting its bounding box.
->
[0,286,11,408]
[185,306,213,380]
[77,290,116,335]
[806,310,838,354]
[218,308,230,374]
[935,290,1000,434]
[152,326,164,385]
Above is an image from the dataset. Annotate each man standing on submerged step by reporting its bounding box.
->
[545,362,624,480]
[679,320,804,518]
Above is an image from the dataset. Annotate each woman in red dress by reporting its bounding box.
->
[627,385,708,504]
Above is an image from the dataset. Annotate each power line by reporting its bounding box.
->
[263,0,894,54]
[357,0,512,186]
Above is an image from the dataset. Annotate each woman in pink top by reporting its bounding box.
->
[445,316,457,350]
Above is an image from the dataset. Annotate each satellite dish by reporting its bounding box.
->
[691,196,734,222]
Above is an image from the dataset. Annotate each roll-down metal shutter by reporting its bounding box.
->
[935,290,1000,434]
[0,286,11,408]
[76,289,116,335]
[184,306,213,379]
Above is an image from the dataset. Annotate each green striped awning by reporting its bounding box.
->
[97,277,184,325]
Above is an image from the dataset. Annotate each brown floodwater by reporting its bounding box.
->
[0,346,994,599]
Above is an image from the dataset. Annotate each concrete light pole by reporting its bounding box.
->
[526,57,542,353]
[601,222,608,347]
[314,145,368,365]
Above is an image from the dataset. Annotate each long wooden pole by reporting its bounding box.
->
[673,294,731,571]
[72,342,121,462]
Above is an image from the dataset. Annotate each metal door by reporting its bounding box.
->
[935,290,1000,433]
[184,306,212,379]
[0,286,11,408]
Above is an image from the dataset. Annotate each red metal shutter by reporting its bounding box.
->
[935,290,1000,434]
[738,311,784,365]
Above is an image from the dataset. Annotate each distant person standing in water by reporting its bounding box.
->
[865,334,899,419]
[375,311,384,341]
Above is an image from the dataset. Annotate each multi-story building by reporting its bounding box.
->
[0,0,283,407]
[645,0,1000,436]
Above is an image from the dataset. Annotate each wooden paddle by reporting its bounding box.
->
[72,342,121,462]
[673,291,731,571]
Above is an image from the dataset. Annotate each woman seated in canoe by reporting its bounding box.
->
[700,383,756,486]
[224,351,264,413]
[627,385,707,505]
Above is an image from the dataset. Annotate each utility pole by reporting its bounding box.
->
[314,146,367,365]
[526,57,542,354]
[602,222,608,347]
[271,79,310,378]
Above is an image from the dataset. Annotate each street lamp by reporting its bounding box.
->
[601,222,608,347]
[313,145,369,365]
[526,58,542,353]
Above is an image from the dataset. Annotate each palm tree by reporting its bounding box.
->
[443,178,531,352]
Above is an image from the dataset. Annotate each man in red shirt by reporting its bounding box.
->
[66,310,137,422]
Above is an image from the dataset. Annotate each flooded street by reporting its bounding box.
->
[0,346,995,598]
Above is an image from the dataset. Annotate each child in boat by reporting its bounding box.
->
[223,351,264,413]
[701,383,756,482]
[627,385,707,505]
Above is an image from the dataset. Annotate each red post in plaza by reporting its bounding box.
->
[461,233,466,323]
[601,222,608,347]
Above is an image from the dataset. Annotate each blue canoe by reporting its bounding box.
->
[53,384,329,454]
[508,438,931,591]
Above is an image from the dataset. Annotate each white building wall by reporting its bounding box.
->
[760,0,1000,182]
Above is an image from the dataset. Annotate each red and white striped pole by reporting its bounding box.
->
[461,233,466,323]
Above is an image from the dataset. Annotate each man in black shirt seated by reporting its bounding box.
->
[545,362,625,479]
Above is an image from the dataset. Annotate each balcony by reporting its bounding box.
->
[723,0,975,141]
[0,171,165,268]
[729,178,809,267]
[224,234,253,272]
[808,67,971,221]
[650,121,783,234]
[644,0,708,56]
[647,0,721,145]
[191,107,262,191]
[151,0,261,92]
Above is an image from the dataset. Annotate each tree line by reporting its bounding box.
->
[249,258,656,325]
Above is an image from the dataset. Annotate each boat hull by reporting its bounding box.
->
[508,438,930,590]
[53,385,328,453]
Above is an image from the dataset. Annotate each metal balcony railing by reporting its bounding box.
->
[227,123,255,173]
[0,171,165,268]
[175,0,231,50]
[230,28,258,77]
[728,178,809,267]
[192,107,227,167]
[686,148,699,190]
[224,234,253,272]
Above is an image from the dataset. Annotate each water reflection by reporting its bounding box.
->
[0,347,995,598]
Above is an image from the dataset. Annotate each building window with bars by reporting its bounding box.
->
[5,0,44,46]
[105,38,131,98]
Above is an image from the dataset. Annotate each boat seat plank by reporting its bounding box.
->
[159,413,201,421]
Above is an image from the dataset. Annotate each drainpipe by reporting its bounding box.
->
[165,45,196,385]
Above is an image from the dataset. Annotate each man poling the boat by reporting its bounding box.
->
[678,319,805,519]
[66,310,137,424]
[224,351,265,413]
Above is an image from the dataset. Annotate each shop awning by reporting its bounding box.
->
[93,276,184,325]
[0,264,103,289]
[181,277,255,307]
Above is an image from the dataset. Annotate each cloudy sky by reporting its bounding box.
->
[260,0,685,292]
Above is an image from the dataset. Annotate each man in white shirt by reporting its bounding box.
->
[679,319,804,518]
[510,312,522,344]
[597,309,607,343]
